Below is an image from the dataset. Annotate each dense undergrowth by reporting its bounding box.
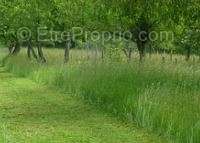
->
[3,49,200,143]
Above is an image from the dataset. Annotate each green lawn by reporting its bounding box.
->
[0,67,169,143]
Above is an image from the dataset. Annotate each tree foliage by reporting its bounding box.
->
[0,0,199,61]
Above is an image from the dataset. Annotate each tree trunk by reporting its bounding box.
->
[128,48,132,62]
[149,44,152,59]
[9,40,21,55]
[101,49,104,60]
[37,42,46,63]
[123,48,132,62]
[64,41,70,63]
[139,48,145,61]
[137,42,145,61]
[8,42,15,54]
[170,50,173,61]
[27,40,38,60]
[185,46,191,61]
[2,41,20,66]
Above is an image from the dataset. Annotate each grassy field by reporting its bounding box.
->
[2,48,200,143]
[0,67,169,143]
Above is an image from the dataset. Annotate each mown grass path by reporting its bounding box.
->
[0,67,169,143]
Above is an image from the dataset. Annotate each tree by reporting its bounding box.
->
[0,0,22,55]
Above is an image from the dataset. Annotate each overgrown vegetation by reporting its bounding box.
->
[3,49,199,143]
[0,0,200,143]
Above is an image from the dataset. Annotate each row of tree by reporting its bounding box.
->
[0,0,199,62]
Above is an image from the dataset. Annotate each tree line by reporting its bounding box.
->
[0,0,199,63]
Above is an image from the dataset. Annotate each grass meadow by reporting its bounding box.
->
[2,48,200,143]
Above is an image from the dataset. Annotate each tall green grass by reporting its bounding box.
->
[5,49,200,143]
[0,47,8,63]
